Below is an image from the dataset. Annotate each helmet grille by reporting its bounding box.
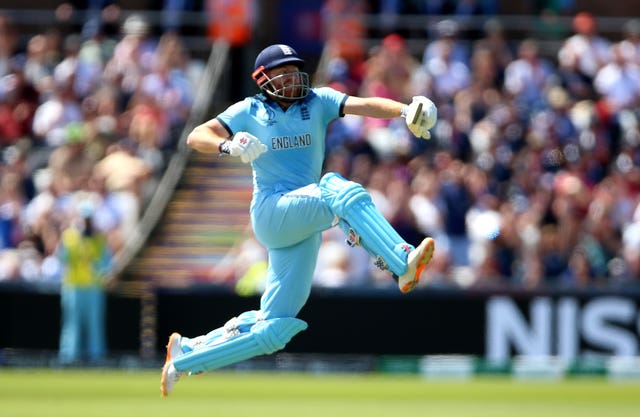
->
[257,70,310,101]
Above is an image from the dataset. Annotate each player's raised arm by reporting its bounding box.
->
[343,96,405,118]
[343,95,437,139]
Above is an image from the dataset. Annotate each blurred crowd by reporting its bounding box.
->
[1,3,639,292]
[0,9,203,283]
[305,11,640,291]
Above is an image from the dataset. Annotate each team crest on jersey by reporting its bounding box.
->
[301,104,310,120]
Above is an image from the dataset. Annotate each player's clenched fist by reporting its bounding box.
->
[220,132,268,163]
[403,96,437,140]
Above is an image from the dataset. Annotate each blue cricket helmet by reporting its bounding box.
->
[251,44,310,101]
[253,44,305,74]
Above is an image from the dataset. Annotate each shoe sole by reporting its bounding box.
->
[160,362,171,397]
[400,238,434,294]
[160,332,181,397]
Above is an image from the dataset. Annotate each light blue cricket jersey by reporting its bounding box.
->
[216,87,347,194]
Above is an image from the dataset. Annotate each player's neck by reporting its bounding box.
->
[276,100,293,110]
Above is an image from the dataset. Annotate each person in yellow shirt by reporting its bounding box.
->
[57,201,113,365]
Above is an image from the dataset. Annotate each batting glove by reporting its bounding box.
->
[220,132,268,163]
[402,96,437,140]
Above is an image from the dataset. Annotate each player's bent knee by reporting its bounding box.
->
[319,172,371,217]
[252,317,308,354]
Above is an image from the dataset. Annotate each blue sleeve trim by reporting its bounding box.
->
[338,94,348,118]
[216,117,233,137]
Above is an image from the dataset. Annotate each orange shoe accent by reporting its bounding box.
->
[400,238,434,294]
[160,363,172,397]
[160,332,182,397]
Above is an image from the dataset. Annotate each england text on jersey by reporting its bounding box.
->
[271,134,311,150]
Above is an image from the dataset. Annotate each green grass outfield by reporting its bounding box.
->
[1,369,639,417]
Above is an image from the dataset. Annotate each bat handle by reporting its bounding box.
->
[411,102,423,124]
[402,102,423,124]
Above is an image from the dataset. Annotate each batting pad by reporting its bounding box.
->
[319,172,413,276]
[180,310,261,353]
[172,317,307,373]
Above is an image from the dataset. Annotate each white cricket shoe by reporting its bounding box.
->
[397,237,435,293]
[161,332,184,397]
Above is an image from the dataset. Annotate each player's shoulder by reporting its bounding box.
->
[250,93,268,103]
[224,95,263,112]
[310,85,342,96]
[306,86,346,102]
[233,94,263,107]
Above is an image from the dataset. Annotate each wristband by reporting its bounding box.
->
[218,139,231,155]
[400,105,408,119]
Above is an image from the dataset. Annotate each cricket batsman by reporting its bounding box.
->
[161,44,437,396]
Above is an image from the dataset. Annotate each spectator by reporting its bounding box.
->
[321,0,368,68]
[21,168,62,281]
[560,245,594,287]
[22,34,57,96]
[46,126,95,196]
[0,171,25,250]
[422,25,471,103]
[57,199,113,364]
[204,227,267,288]
[92,142,152,242]
[453,47,502,153]
[557,12,611,100]
[618,19,640,66]
[32,73,83,147]
[138,31,196,143]
[313,233,351,288]
[80,85,120,146]
[423,19,469,68]
[361,33,421,103]
[385,175,424,246]
[437,157,472,268]
[359,34,421,158]
[504,39,558,114]
[473,18,514,85]
[123,93,169,172]
[75,18,117,98]
[408,166,445,241]
[593,43,640,114]
[617,220,640,284]
[0,70,39,146]
[104,13,157,103]
[0,14,18,79]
